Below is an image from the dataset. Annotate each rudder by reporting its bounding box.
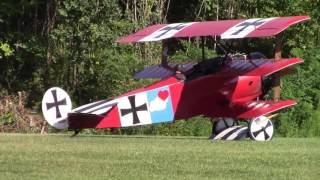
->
[41,87,72,129]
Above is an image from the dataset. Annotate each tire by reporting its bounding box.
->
[213,118,236,135]
[248,116,274,141]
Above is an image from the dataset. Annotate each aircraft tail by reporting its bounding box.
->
[41,87,72,129]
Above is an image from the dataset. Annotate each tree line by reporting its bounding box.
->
[0,0,319,136]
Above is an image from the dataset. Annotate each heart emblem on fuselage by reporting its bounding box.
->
[158,90,169,101]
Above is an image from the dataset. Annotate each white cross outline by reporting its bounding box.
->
[139,22,195,42]
[221,17,277,39]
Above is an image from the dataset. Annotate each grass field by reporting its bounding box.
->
[0,134,319,180]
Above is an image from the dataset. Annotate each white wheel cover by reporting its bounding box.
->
[249,116,274,141]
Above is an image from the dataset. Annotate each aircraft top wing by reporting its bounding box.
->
[116,16,310,43]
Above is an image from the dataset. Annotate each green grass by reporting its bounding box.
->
[0,134,319,180]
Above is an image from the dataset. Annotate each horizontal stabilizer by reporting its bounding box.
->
[68,99,119,129]
[72,99,117,115]
[68,105,121,129]
[68,113,104,129]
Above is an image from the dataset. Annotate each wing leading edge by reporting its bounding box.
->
[117,16,310,43]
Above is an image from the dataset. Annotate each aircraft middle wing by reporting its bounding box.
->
[134,62,196,79]
[117,16,310,42]
[134,57,303,80]
[216,57,303,77]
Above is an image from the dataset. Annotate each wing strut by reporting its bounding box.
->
[161,40,175,71]
[201,37,205,61]
[273,34,282,102]
[161,40,176,72]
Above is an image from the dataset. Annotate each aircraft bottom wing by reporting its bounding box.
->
[232,100,296,118]
[206,100,297,119]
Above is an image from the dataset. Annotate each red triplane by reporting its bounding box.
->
[42,16,310,141]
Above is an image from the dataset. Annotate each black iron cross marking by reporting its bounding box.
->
[155,24,188,38]
[46,89,67,118]
[120,95,148,124]
[232,19,267,35]
[252,121,272,140]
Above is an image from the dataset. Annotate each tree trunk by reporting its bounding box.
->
[44,0,57,89]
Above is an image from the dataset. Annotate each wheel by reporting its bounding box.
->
[213,118,236,135]
[212,125,248,141]
[248,116,274,141]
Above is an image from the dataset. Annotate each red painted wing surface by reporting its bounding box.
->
[205,100,297,119]
[117,16,310,42]
[216,58,304,77]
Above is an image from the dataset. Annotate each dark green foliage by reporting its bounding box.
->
[0,112,14,125]
[276,47,320,137]
[0,0,320,136]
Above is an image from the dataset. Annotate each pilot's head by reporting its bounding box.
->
[176,64,184,72]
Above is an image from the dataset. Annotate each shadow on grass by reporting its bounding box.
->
[67,133,210,141]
